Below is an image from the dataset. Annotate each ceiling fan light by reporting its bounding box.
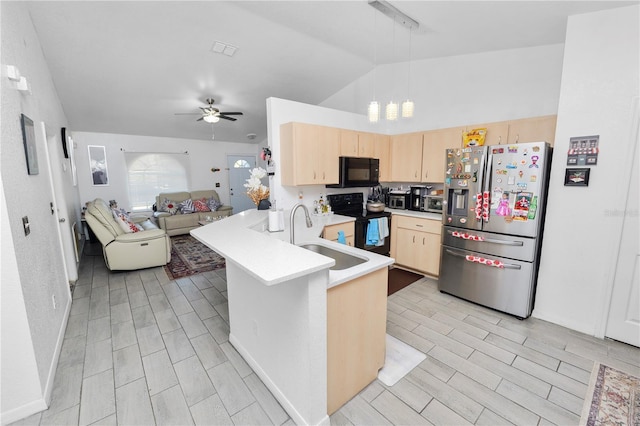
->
[368,101,380,123]
[203,114,220,123]
[386,101,398,121]
[401,100,414,118]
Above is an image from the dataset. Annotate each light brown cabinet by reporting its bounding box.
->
[280,122,340,186]
[339,130,376,158]
[391,215,441,276]
[507,115,557,146]
[323,222,355,247]
[421,126,465,182]
[465,121,510,146]
[389,132,423,182]
[374,134,391,182]
[327,267,387,414]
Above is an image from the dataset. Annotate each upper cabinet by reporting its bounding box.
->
[374,134,390,182]
[389,132,423,182]
[465,121,510,146]
[339,130,376,158]
[507,115,557,146]
[280,122,340,186]
[421,126,465,182]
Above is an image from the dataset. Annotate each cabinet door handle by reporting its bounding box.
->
[416,224,423,227]
[423,237,425,245]
[412,236,415,243]
[313,171,316,179]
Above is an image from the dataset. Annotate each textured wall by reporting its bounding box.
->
[1,2,73,421]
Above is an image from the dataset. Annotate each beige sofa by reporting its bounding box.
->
[153,190,233,236]
[84,198,171,271]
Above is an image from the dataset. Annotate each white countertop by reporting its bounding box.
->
[386,208,443,222]
[190,209,394,288]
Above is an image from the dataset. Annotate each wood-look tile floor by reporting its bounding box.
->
[12,244,640,425]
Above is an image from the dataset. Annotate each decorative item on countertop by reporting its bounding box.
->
[244,167,271,208]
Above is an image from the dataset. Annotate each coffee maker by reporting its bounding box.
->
[410,185,430,211]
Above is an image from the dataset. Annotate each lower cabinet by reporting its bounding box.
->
[322,222,355,247]
[391,215,441,276]
[327,267,387,414]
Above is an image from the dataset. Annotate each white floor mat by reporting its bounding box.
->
[377,334,426,386]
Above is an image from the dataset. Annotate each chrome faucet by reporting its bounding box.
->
[290,203,313,244]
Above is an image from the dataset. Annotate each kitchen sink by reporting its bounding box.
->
[299,244,367,270]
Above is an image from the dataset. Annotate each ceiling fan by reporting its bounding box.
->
[175,98,243,123]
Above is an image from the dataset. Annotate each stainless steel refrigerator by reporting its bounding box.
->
[439,141,551,318]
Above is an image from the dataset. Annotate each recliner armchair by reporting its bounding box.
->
[84,198,171,271]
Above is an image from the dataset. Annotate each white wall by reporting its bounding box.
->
[533,5,640,334]
[322,44,564,135]
[1,2,75,423]
[73,132,262,211]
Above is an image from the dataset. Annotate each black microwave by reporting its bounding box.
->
[327,157,380,188]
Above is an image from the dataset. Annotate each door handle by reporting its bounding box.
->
[445,249,521,269]
[59,218,66,223]
[446,229,523,246]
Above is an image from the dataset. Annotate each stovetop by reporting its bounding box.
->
[328,193,390,221]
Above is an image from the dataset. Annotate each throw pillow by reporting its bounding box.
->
[112,209,143,233]
[159,198,179,215]
[193,198,211,212]
[208,198,222,211]
[179,199,195,214]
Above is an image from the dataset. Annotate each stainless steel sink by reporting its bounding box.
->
[299,244,367,270]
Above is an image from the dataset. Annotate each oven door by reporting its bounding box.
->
[354,216,391,256]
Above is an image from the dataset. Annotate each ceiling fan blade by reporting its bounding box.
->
[219,112,243,115]
[196,117,204,122]
[218,115,237,121]
[175,112,201,115]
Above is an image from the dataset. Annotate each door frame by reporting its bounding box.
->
[41,121,76,284]
[596,96,639,341]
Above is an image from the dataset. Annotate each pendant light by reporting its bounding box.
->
[401,26,414,118]
[368,10,380,123]
[385,17,398,121]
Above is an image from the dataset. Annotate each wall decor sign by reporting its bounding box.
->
[567,135,599,166]
[564,168,590,187]
[20,114,39,175]
[88,145,109,185]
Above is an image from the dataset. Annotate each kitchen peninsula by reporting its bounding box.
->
[190,209,394,425]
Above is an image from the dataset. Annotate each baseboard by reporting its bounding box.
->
[229,334,330,426]
[531,308,595,336]
[43,294,73,405]
[1,397,47,425]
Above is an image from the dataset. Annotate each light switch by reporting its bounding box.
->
[22,216,30,236]
[215,182,220,188]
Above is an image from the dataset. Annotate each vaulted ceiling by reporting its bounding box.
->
[26,1,634,143]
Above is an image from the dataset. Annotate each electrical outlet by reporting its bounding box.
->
[215,182,220,188]
[22,216,30,236]
[52,295,57,310]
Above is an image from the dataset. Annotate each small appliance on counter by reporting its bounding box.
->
[388,189,410,210]
[410,185,432,211]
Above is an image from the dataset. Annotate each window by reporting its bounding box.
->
[233,159,251,169]
[125,152,190,211]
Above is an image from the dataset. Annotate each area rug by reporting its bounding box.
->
[378,334,426,386]
[388,268,424,296]
[163,235,225,280]
[580,362,640,426]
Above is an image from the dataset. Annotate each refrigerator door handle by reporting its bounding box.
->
[446,229,524,246]
[445,249,522,270]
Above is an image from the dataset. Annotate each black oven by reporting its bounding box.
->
[327,193,391,256]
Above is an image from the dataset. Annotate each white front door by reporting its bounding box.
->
[42,122,78,282]
[605,101,640,347]
[227,155,258,213]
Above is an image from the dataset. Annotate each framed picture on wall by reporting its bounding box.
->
[564,168,590,186]
[21,114,39,175]
[88,145,109,186]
